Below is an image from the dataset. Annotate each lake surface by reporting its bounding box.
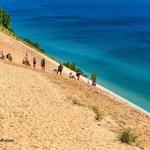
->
[0,0,150,111]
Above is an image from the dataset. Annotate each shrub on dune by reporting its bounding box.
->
[90,106,102,121]
[72,100,85,107]
[119,129,138,144]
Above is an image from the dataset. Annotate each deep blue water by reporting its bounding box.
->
[0,0,150,111]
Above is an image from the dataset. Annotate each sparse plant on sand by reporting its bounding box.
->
[72,100,85,107]
[89,106,102,121]
[72,100,102,121]
[119,129,138,144]
[91,73,97,82]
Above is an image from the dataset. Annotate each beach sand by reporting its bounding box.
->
[0,31,150,149]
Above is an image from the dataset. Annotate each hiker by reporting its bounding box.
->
[76,72,81,80]
[0,51,5,60]
[41,58,46,70]
[57,63,63,75]
[22,53,30,66]
[33,57,36,68]
[69,72,75,79]
[22,57,30,66]
[6,53,12,62]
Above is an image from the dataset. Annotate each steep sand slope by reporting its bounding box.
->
[0,61,140,150]
[0,31,58,70]
[0,31,150,149]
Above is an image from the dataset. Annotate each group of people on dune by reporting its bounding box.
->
[23,52,64,76]
[22,52,46,71]
[0,51,96,86]
[0,51,77,78]
[69,72,81,80]
[25,52,82,80]
[0,51,12,62]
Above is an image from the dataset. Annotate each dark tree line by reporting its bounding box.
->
[0,8,11,29]
[0,8,44,53]
[23,39,45,53]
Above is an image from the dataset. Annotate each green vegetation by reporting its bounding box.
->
[72,100,85,107]
[0,9,92,79]
[91,73,97,81]
[119,129,138,144]
[89,106,102,120]
[0,8,45,54]
[0,8,11,29]
[72,100,102,121]
[23,39,45,53]
[63,62,88,77]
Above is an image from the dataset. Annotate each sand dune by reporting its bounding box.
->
[0,31,150,149]
[0,61,140,150]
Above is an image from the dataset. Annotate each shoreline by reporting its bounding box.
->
[8,32,150,116]
[2,31,150,116]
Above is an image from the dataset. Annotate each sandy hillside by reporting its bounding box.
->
[0,31,150,150]
[0,61,141,150]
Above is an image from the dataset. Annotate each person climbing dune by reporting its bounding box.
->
[41,58,46,71]
[69,72,75,79]
[22,52,30,66]
[33,57,36,68]
[0,51,5,60]
[76,71,81,80]
[57,64,63,76]
[6,53,12,62]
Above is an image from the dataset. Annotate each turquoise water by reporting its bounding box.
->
[0,0,150,111]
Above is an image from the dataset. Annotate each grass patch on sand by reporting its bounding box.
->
[119,129,138,144]
[72,100,103,121]
[72,100,85,107]
[89,106,103,121]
